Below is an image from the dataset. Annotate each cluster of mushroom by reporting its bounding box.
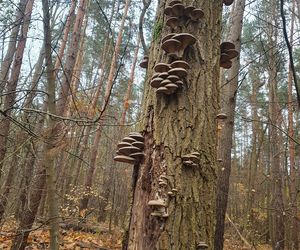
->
[182,151,200,167]
[150,60,189,95]
[162,33,196,58]
[139,55,149,69]
[114,132,144,164]
[220,42,239,69]
[223,0,234,5]
[164,0,204,28]
[148,174,178,218]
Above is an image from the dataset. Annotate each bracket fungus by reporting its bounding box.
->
[164,0,204,26]
[148,199,169,218]
[114,132,145,164]
[139,56,149,69]
[161,33,196,58]
[220,42,239,69]
[216,113,228,120]
[197,242,209,250]
[182,152,200,167]
[223,0,234,6]
[151,59,190,95]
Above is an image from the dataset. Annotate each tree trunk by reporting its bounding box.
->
[287,1,298,248]
[214,1,246,249]
[0,0,28,95]
[0,0,34,179]
[125,1,222,249]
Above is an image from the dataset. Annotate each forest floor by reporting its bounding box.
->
[0,220,272,250]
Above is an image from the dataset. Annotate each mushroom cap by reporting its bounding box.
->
[158,180,168,186]
[220,41,235,51]
[171,3,185,17]
[197,241,209,249]
[167,74,180,82]
[114,155,136,164]
[165,83,179,91]
[132,141,145,149]
[170,60,190,69]
[150,77,163,88]
[139,59,148,69]
[216,113,228,119]
[184,5,195,16]
[168,67,188,78]
[166,17,179,29]
[122,137,137,143]
[148,199,166,207]
[182,154,199,162]
[183,160,194,166]
[191,151,200,157]
[160,79,172,86]
[175,80,184,86]
[190,8,204,21]
[156,86,169,94]
[167,191,174,196]
[226,49,239,59]
[220,53,230,63]
[164,6,175,16]
[162,33,176,43]
[172,188,178,192]
[117,141,132,148]
[169,0,182,6]
[119,146,141,156]
[217,158,223,162]
[172,33,196,50]
[154,63,170,73]
[160,175,168,180]
[158,72,169,79]
[130,152,145,159]
[220,60,232,69]
[129,133,144,142]
[161,38,181,53]
[151,72,160,79]
[223,0,234,6]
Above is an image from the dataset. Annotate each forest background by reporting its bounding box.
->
[0,0,299,249]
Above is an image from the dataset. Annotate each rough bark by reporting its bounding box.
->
[214,1,246,249]
[125,1,222,249]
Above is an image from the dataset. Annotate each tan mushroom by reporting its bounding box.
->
[158,72,169,79]
[114,155,136,164]
[226,49,239,59]
[150,77,164,88]
[132,141,145,149]
[167,74,180,82]
[156,86,170,94]
[119,146,141,156]
[172,33,196,57]
[171,3,185,17]
[130,152,145,159]
[117,141,132,148]
[160,79,172,87]
[162,33,176,43]
[129,132,144,142]
[220,60,232,69]
[154,63,170,73]
[161,38,182,55]
[166,17,179,29]
[220,41,235,51]
[190,8,204,21]
[168,67,188,78]
[170,60,190,69]
[122,137,136,144]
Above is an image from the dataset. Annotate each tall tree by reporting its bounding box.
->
[124,1,222,249]
[214,0,246,249]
